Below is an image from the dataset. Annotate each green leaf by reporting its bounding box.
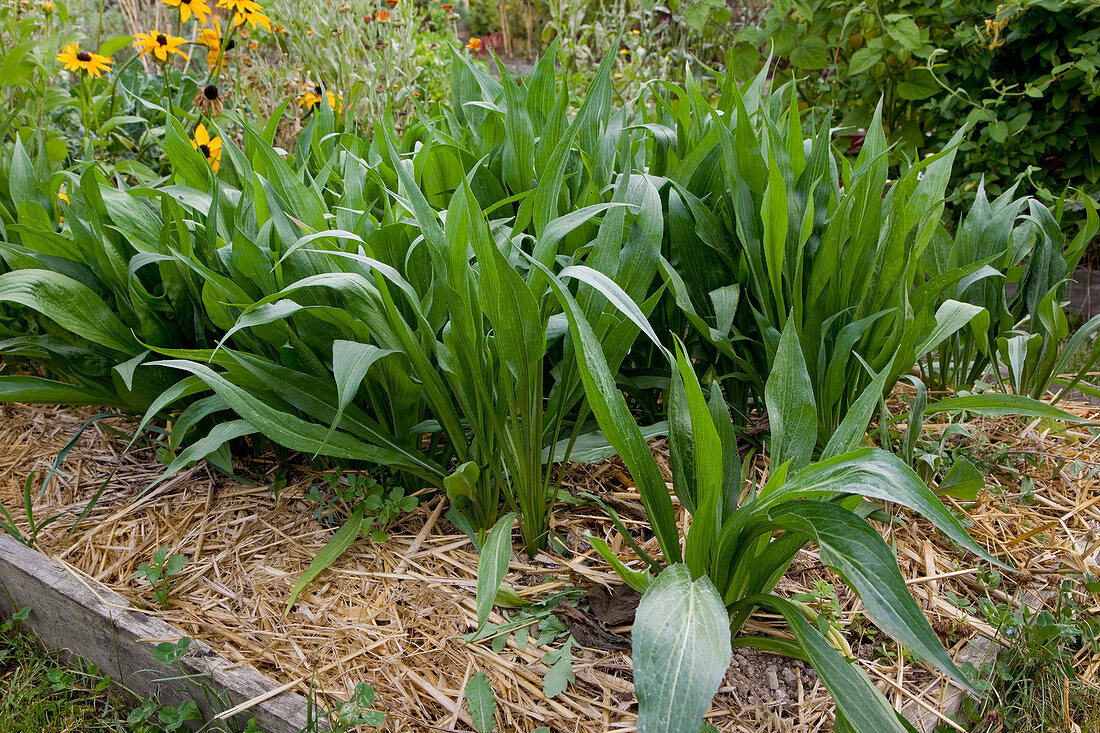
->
[848,47,882,76]
[285,504,365,613]
[765,321,817,471]
[633,565,731,733]
[924,394,1078,421]
[476,513,516,630]
[769,501,971,689]
[148,420,256,494]
[149,360,433,474]
[444,462,479,509]
[987,121,1008,144]
[822,362,891,460]
[326,340,399,448]
[886,17,920,49]
[0,270,141,354]
[465,672,496,733]
[534,259,681,564]
[0,376,126,407]
[587,534,653,592]
[542,637,574,698]
[937,458,984,501]
[789,37,830,69]
[767,448,1008,570]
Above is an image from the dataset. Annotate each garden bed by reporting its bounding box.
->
[1,400,1097,731]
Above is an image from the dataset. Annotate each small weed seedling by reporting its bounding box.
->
[135,548,188,609]
[305,472,417,542]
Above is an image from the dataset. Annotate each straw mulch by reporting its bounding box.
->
[0,398,1097,732]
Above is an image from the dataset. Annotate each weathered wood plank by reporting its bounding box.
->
[0,533,313,732]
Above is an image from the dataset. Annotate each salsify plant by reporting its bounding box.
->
[541,265,1008,732]
[920,181,1100,393]
[647,60,1033,443]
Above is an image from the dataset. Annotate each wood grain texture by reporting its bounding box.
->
[0,534,314,732]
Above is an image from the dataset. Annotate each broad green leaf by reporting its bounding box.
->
[326,340,400,447]
[765,448,1008,570]
[937,458,984,501]
[633,564,730,733]
[476,512,516,630]
[765,321,816,471]
[769,501,971,689]
[464,673,496,733]
[0,270,141,354]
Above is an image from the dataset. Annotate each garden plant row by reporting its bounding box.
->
[1,16,1099,732]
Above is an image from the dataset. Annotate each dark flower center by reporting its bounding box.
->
[199,144,211,157]
[156,34,167,45]
[226,39,236,50]
[204,84,219,100]
[314,85,323,95]
[76,51,92,62]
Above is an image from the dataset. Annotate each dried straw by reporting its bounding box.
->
[0,396,1096,732]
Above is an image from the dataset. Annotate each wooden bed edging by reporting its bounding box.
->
[0,533,313,733]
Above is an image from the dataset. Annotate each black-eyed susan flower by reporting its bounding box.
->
[375,9,390,20]
[192,123,222,172]
[163,0,211,25]
[193,83,224,115]
[466,37,481,51]
[232,5,272,32]
[216,0,261,13]
[300,84,342,113]
[198,20,233,67]
[134,31,189,62]
[55,43,113,77]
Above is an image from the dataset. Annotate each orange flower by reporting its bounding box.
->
[441,2,453,8]
[466,37,481,51]
[386,0,399,6]
[375,9,389,20]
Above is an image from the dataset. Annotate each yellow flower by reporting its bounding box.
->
[57,190,69,204]
[55,42,113,77]
[198,20,234,67]
[41,0,56,13]
[216,0,261,12]
[300,84,342,113]
[466,37,481,51]
[192,123,222,172]
[163,0,211,25]
[133,31,189,62]
[233,5,272,32]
